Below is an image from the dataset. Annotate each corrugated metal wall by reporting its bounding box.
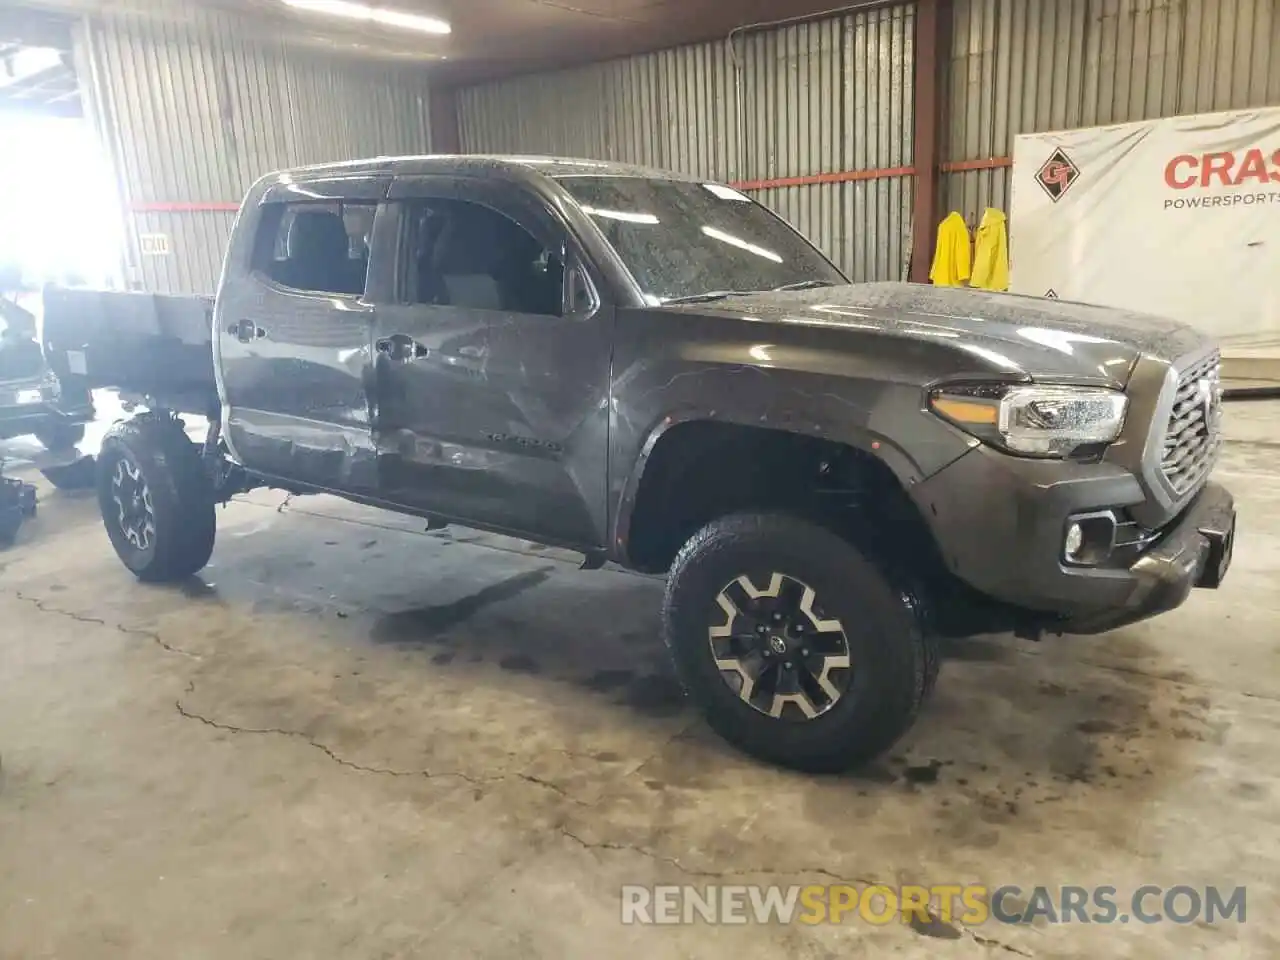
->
[458,4,916,282]
[61,0,1280,293]
[944,0,1280,218]
[458,42,742,178]
[72,8,433,294]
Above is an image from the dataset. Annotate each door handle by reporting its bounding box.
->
[228,319,265,343]
[376,333,428,362]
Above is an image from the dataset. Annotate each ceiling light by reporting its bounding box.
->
[282,0,451,35]
[701,225,783,263]
[702,183,751,202]
[581,205,659,224]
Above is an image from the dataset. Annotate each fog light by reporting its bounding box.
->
[1064,522,1085,560]
[1063,511,1119,566]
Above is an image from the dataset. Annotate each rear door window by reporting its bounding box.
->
[253,201,376,296]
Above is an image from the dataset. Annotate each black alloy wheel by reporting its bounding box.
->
[662,512,937,772]
[109,454,156,553]
[96,414,216,582]
[708,571,853,721]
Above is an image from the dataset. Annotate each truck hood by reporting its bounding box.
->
[682,282,1212,387]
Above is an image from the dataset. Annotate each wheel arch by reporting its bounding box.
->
[611,410,935,574]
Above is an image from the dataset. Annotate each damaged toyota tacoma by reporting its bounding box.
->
[43,156,1236,772]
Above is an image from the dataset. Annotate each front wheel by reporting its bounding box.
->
[97,415,216,582]
[662,513,937,773]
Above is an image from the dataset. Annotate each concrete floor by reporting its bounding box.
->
[2,404,1279,959]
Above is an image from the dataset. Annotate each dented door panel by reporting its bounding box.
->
[369,177,612,548]
[214,174,387,492]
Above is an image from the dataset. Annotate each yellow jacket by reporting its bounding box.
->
[929,212,971,286]
[971,207,1010,291]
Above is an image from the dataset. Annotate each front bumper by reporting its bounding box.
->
[913,444,1235,635]
[1058,481,1234,633]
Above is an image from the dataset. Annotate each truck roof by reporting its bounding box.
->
[272,154,704,184]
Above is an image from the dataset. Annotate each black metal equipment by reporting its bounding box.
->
[0,471,37,545]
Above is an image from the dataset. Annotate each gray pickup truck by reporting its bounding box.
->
[44,155,1236,772]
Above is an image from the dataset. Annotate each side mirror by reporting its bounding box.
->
[566,262,600,319]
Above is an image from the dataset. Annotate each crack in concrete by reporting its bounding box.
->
[557,826,876,886]
[176,690,607,805]
[175,685,499,787]
[970,931,1035,956]
[117,622,202,660]
[176,681,611,806]
[13,585,616,803]
[587,720,699,809]
[559,827,1037,955]
[13,590,202,660]
[14,590,106,626]
[175,688,611,808]
[515,772,591,806]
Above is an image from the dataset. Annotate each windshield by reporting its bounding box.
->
[557,176,847,303]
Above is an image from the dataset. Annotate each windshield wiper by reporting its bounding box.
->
[662,279,836,305]
[770,279,837,292]
[661,290,750,305]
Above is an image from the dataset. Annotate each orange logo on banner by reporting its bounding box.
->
[1035,149,1081,202]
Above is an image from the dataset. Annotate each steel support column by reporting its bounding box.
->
[429,86,462,154]
[909,0,950,283]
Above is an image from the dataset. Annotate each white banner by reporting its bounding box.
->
[1011,108,1280,382]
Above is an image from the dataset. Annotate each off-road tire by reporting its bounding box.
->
[663,512,937,772]
[97,414,216,582]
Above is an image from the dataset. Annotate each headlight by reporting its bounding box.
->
[929,383,1128,458]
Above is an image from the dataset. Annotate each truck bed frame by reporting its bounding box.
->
[41,288,219,417]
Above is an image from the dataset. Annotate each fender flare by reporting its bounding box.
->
[608,407,926,565]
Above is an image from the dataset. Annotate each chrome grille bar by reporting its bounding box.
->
[1160,351,1222,497]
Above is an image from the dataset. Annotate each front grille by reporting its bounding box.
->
[1161,351,1222,498]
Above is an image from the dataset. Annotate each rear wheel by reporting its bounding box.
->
[662,512,936,772]
[96,415,216,581]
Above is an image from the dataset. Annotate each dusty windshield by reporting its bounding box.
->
[557,176,846,303]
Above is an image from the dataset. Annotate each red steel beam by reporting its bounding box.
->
[908,0,951,283]
[729,158,1012,193]
[940,156,1013,173]
[731,165,916,191]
